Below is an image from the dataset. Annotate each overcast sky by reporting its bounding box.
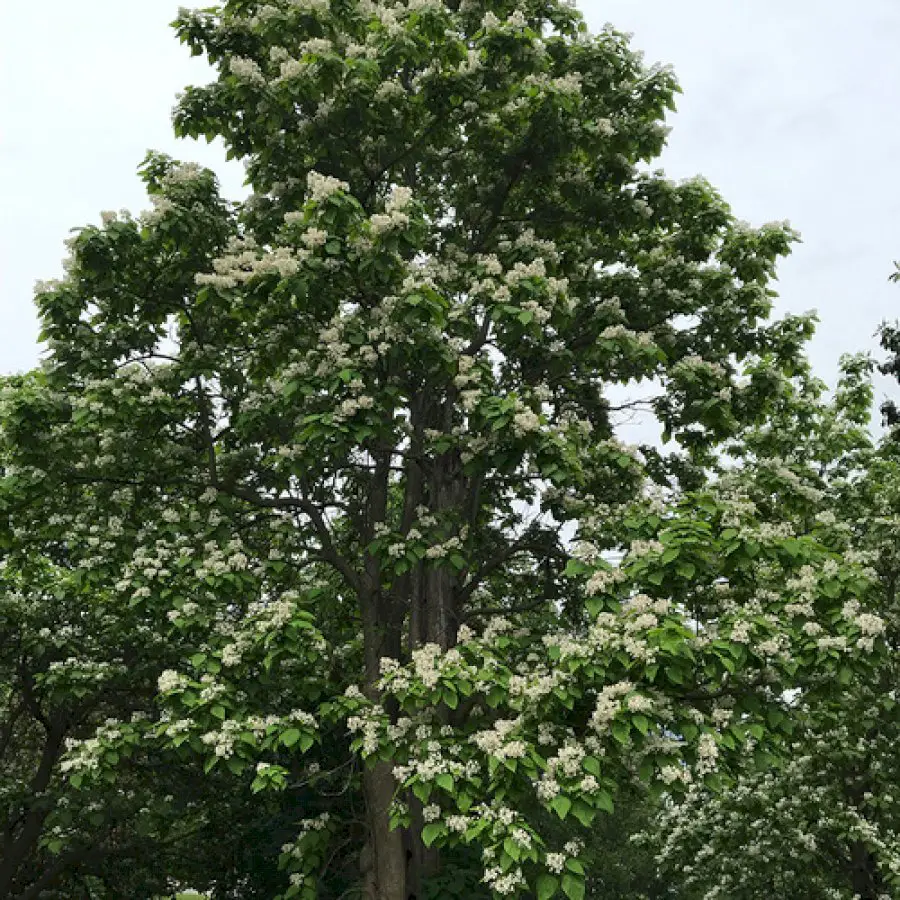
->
[3,1,900,403]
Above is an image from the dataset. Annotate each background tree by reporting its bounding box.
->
[0,372,346,899]
[644,355,900,899]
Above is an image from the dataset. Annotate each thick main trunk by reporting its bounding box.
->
[405,797,441,899]
[363,762,407,900]
[425,565,458,650]
[360,575,408,900]
[358,398,468,898]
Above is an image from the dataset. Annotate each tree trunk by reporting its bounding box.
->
[363,762,407,900]
[849,839,883,900]
[360,573,408,900]
[405,797,440,899]
[0,722,65,898]
[359,397,467,898]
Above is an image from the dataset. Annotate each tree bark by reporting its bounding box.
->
[405,797,440,899]
[359,394,469,898]
[0,720,65,898]
[849,839,884,900]
[360,565,407,900]
[363,762,407,900]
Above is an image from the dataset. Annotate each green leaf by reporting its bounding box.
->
[571,801,595,826]
[281,728,301,747]
[611,721,630,745]
[537,874,559,900]
[561,873,585,900]
[436,773,454,792]
[550,795,572,819]
[422,823,444,847]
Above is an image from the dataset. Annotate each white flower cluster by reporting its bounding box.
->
[838,599,885,652]
[229,56,266,85]
[306,170,350,203]
[472,718,527,761]
[695,732,719,775]
[369,184,413,234]
[424,535,463,559]
[627,539,665,560]
[508,667,565,702]
[504,257,545,286]
[755,634,788,659]
[247,593,298,633]
[59,720,124,774]
[161,162,205,187]
[280,811,331,871]
[658,763,692,786]
[196,236,304,289]
[347,704,384,755]
[545,852,567,873]
[158,669,189,693]
[300,226,328,248]
[275,58,309,82]
[522,72,583,97]
[590,680,634,731]
[584,568,628,597]
[288,0,329,12]
[201,719,243,758]
[512,406,541,437]
[672,354,727,379]
[191,536,252,580]
[482,866,526,896]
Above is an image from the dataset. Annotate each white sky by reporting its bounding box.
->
[3,1,900,406]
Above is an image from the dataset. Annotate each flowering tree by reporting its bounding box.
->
[0,374,333,899]
[7,0,887,897]
[643,356,900,899]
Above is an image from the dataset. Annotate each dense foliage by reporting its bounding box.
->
[1,1,898,898]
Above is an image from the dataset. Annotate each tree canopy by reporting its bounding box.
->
[1,1,898,898]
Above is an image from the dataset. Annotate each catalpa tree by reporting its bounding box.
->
[0,373,343,899]
[8,0,884,897]
[645,356,900,900]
